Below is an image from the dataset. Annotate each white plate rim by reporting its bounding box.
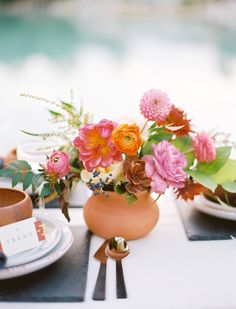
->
[0,215,73,280]
[5,215,62,268]
[191,194,236,221]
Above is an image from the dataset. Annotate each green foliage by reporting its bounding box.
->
[221,181,236,193]
[186,170,217,193]
[31,173,44,193]
[20,92,91,142]
[39,183,52,198]
[171,135,195,168]
[196,146,231,175]
[125,192,138,204]
[171,135,192,153]
[114,182,126,195]
[140,141,153,156]
[23,172,34,191]
[212,159,236,184]
[12,173,22,187]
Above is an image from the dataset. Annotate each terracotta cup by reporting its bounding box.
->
[0,188,33,227]
[83,191,159,240]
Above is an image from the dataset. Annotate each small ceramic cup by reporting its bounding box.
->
[0,188,33,227]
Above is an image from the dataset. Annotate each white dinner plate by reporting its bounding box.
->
[5,215,62,268]
[191,194,236,221]
[0,215,73,279]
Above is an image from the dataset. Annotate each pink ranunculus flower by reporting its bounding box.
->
[47,151,70,178]
[192,132,216,163]
[140,89,172,123]
[143,141,187,194]
[73,119,123,171]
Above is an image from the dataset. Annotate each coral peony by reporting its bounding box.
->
[140,89,172,123]
[111,124,142,155]
[47,151,70,179]
[143,141,187,194]
[73,119,122,171]
[192,132,216,163]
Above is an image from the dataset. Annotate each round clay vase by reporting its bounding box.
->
[0,188,33,227]
[83,192,159,240]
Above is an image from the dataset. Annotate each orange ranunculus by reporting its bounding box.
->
[111,124,142,155]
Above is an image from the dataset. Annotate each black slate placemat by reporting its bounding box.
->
[177,200,236,241]
[0,226,91,302]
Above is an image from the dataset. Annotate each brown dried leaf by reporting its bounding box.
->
[175,180,208,201]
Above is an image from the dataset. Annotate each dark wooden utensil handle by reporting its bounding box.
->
[116,260,127,298]
[92,263,107,300]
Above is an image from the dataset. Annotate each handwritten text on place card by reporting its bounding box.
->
[0,217,45,257]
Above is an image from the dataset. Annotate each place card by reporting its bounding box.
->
[0,217,45,257]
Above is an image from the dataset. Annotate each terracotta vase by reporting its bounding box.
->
[83,191,159,240]
[0,188,33,227]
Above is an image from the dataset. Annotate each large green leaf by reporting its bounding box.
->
[184,152,195,169]
[212,159,236,184]
[196,146,231,175]
[186,170,217,192]
[171,135,193,153]
[221,181,236,193]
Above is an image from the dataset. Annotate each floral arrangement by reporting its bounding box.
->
[1,89,236,221]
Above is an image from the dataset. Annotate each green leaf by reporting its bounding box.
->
[55,182,62,196]
[114,183,126,195]
[212,159,236,184]
[39,183,52,198]
[0,168,14,177]
[32,173,44,189]
[61,101,75,111]
[8,160,32,171]
[186,170,217,192]
[48,110,63,117]
[12,173,21,187]
[148,131,173,142]
[125,192,138,204]
[221,181,236,193]
[185,152,195,169]
[23,171,34,191]
[17,160,32,170]
[171,135,193,153]
[197,146,231,175]
[148,122,157,131]
[140,141,154,156]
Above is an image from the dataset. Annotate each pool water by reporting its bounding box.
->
[0,10,236,153]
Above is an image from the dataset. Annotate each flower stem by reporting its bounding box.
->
[141,120,149,134]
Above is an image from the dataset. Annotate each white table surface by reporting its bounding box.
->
[1,192,236,309]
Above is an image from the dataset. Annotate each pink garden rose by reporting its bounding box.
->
[140,89,172,123]
[192,132,216,163]
[143,141,187,194]
[47,151,70,178]
[73,119,122,171]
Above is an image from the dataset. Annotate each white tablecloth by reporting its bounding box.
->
[1,192,236,309]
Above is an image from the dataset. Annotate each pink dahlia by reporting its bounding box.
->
[73,119,122,171]
[192,132,216,163]
[47,151,70,179]
[143,141,187,194]
[140,89,172,123]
